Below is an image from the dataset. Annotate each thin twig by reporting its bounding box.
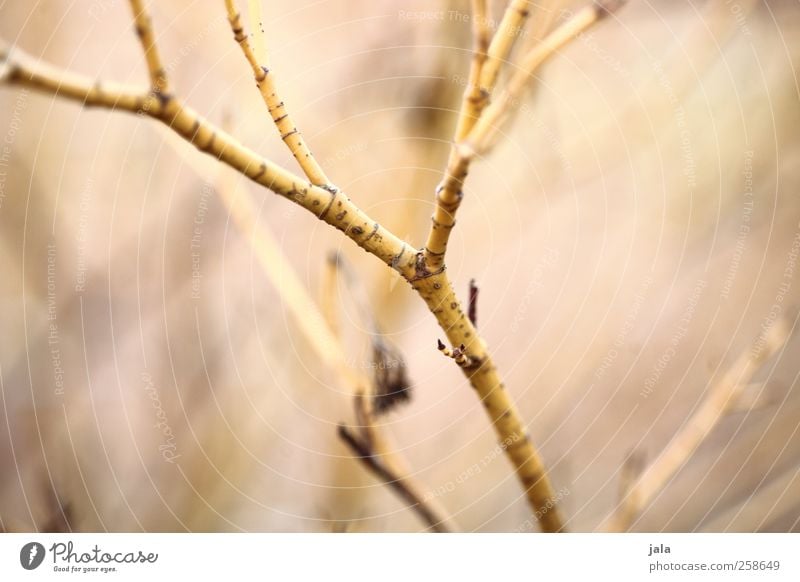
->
[329,254,412,414]
[468,278,479,326]
[224,0,330,187]
[0,42,410,274]
[437,339,476,368]
[128,0,169,93]
[603,319,794,531]
[454,0,491,141]
[423,1,624,271]
[468,1,623,154]
[338,397,450,533]
[326,259,452,531]
[479,0,534,93]
[423,0,532,270]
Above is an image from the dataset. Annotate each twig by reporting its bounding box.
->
[326,259,452,531]
[603,319,794,531]
[155,112,436,529]
[223,0,330,186]
[338,396,450,533]
[454,0,491,141]
[423,1,623,270]
[423,0,532,270]
[327,253,412,415]
[0,42,410,274]
[128,0,169,93]
[246,0,267,62]
[468,1,625,154]
[478,0,533,93]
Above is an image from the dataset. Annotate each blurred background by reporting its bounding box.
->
[0,0,798,532]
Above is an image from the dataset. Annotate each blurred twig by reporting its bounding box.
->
[468,1,625,154]
[325,255,454,532]
[337,397,452,533]
[604,319,794,531]
[128,0,169,93]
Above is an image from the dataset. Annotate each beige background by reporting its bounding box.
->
[0,0,798,532]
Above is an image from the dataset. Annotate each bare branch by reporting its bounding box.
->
[326,254,412,415]
[0,43,412,277]
[603,319,794,531]
[478,0,533,94]
[423,1,624,270]
[454,0,491,141]
[0,4,569,529]
[326,259,450,531]
[469,1,625,154]
[338,397,452,533]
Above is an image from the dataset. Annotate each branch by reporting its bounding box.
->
[468,1,623,154]
[423,0,532,270]
[223,0,330,186]
[478,0,533,94]
[328,254,412,414]
[603,318,794,531]
[423,1,623,270]
[128,0,169,93]
[1,6,568,529]
[453,0,490,141]
[412,269,565,531]
[338,397,452,533]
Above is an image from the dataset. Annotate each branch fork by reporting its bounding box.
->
[0,0,628,533]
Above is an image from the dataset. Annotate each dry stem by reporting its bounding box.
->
[478,0,533,93]
[604,319,793,531]
[423,0,532,269]
[454,0,490,141]
[423,1,621,270]
[468,2,616,153]
[0,44,412,274]
[338,396,451,533]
